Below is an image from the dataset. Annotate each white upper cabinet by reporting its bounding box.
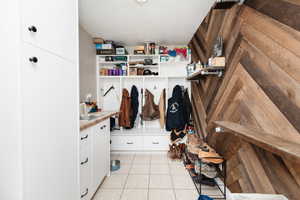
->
[21,0,77,62]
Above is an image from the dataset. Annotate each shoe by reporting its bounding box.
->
[193,174,216,187]
[170,130,181,143]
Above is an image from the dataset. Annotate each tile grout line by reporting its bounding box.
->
[168,157,178,200]
[147,154,153,200]
[118,153,135,200]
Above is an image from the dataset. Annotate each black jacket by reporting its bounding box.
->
[166,85,186,131]
[130,85,139,128]
[183,89,192,124]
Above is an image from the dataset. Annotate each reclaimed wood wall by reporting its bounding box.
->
[188,1,300,199]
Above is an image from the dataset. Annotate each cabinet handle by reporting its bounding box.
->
[28,25,37,32]
[80,188,89,198]
[126,142,133,145]
[100,125,106,130]
[80,135,88,140]
[80,158,88,165]
[152,142,159,145]
[29,57,38,63]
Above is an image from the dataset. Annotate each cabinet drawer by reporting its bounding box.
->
[94,120,109,134]
[143,136,169,150]
[111,136,143,150]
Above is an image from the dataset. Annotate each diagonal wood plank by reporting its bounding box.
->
[214,121,300,164]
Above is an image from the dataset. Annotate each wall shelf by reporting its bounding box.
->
[96,47,191,150]
[186,66,225,80]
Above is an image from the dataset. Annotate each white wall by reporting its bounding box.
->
[79,26,96,102]
[0,0,22,199]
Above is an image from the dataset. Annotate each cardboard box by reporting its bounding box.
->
[209,57,225,67]
[129,68,138,76]
[93,37,104,44]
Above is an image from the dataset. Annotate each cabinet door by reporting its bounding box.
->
[80,129,92,200]
[93,122,106,190]
[21,0,77,62]
[21,43,79,200]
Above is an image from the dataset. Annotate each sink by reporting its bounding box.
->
[80,114,100,121]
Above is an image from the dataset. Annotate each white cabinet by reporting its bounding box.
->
[22,43,79,200]
[92,120,110,191]
[21,0,77,62]
[80,119,110,200]
[2,0,79,200]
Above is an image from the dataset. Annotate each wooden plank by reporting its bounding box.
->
[203,77,221,110]
[237,65,299,139]
[189,42,200,62]
[240,53,300,134]
[194,30,208,57]
[207,73,243,132]
[191,37,207,63]
[206,10,226,57]
[236,158,255,193]
[214,121,300,164]
[284,159,300,186]
[228,180,242,193]
[245,0,300,31]
[241,22,300,83]
[191,82,208,137]
[191,94,206,139]
[238,143,275,193]
[207,36,244,121]
[254,147,300,200]
[240,6,300,58]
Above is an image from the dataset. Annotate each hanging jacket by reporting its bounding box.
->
[130,85,139,128]
[119,89,131,128]
[158,89,166,129]
[141,89,160,121]
[166,85,185,131]
[183,89,192,124]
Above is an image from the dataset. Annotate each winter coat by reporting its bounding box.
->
[130,85,139,128]
[166,85,186,131]
[119,89,131,128]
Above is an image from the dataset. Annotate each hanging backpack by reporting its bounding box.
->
[166,85,185,131]
[141,89,160,121]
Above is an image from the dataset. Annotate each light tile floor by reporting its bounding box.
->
[94,153,219,200]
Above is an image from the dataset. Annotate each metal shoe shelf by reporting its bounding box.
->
[183,152,227,199]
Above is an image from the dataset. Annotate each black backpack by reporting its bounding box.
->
[166,85,186,131]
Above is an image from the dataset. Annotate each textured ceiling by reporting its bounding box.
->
[79,0,214,45]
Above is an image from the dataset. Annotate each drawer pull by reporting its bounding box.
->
[80,135,88,140]
[100,125,106,130]
[152,142,159,145]
[29,57,38,63]
[28,25,37,33]
[80,158,88,165]
[126,142,134,145]
[81,188,89,198]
